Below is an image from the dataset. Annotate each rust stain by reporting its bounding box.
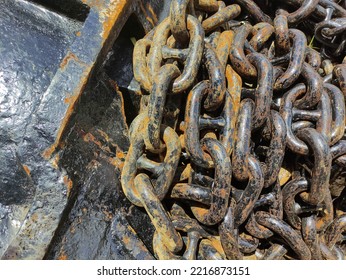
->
[57,253,68,260]
[96,129,111,142]
[76,31,81,37]
[60,51,81,69]
[63,175,73,197]
[51,154,60,169]
[22,165,31,177]
[139,1,155,28]
[109,79,129,131]
[99,0,130,40]
[43,68,92,160]
[146,3,158,25]
[43,0,131,160]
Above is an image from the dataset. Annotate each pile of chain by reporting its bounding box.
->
[120,0,346,260]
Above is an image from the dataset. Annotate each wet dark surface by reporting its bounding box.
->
[42,11,156,258]
[44,74,154,259]
[0,0,82,257]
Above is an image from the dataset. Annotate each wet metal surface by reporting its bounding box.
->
[0,0,83,258]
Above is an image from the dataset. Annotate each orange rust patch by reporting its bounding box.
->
[139,1,155,28]
[22,165,31,176]
[57,253,68,260]
[146,3,158,25]
[109,80,129,131]
[60,51,81,69]
[43,67,91,160]
[76,31,81,37]
[63,175,73,197]
[51,154,60,169]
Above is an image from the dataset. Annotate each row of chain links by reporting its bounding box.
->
[121,0,346,260]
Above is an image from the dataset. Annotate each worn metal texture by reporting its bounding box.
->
[0,0,165,259]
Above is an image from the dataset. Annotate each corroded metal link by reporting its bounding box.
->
[145,64,181,151]
[286,0,319,25]
[324,83,345,145]
[172,15,205,93]
[216,31,234,71]
[319,241,338,260]
[147,15,204,94]
[333,63,346,97]
[171,183,211,204]
[219,199,242,260]
[170,0,190,45]
[232,99,254,181]
[263,244,288,260]
[315,20,344,49]
[245,213,273,239]
[153,231,181,260]
[282,177,308,229]
[229,23,257,80]
[184,81,213,168]
[305,47,321,70]
[325,214,346,248]
[331,140,346,159]
[274,29,307,90]
[202,4,241,34]
[249,23,275,52]
[122,123,181,206]
[198,239,225,260]
[190,138,232,225]
[255,211,312,260]
[135,174,183,255]
[263,111,287,188]
[233,0,272,23]
[161,45,189,60]
[194,0,219,12]
[281,0,327,19]
[225,65,242,154]
[315,190,333,232]
[203,43,227,111]
[294,63,323,109]
[280,84,310,155]
[247,52,273,129]
[147,18,171,76]
[234,155,264,228]
[316,90,332,144]
[301,215,322,260]
[296,128,332,205]
[238,234,259,254]
[133,38,153,93]
[274,14,290,55]
[245,183,282,238]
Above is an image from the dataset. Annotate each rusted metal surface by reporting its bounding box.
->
[120,0,346,260]
[0,0,161,259]
[2,0,346,260]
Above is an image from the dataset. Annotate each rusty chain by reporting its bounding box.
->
[121,0,346,260]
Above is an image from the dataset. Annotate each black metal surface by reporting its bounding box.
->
[0,0,83,258]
